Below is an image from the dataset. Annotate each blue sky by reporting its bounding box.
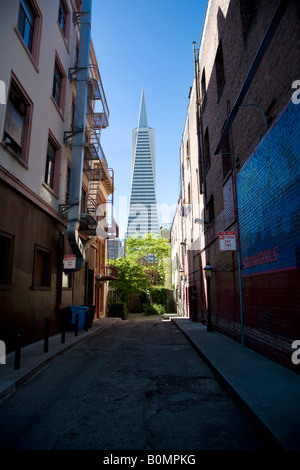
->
[91,0,207,239]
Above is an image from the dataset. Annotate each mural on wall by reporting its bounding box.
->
[237,99,300,276]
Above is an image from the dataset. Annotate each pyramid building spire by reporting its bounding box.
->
[127,90,160,238]
[138,89,148,128]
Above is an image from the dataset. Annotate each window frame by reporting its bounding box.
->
[43,130,61,196]
[215,41,225,101]
[201,68,207,109]
[32,244,52,290]
[221,121,232,181]
[58,0,66,35]
[2,72,33,166]
[203,127,211,172]
[0,231,14,289]
[51,53,67,119]
[15,0,42,70]
[240,0,259,42]
[57,0,71,50]
[207,195,215,225]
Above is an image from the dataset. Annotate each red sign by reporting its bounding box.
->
[219,231,236,251]
[63,255,76,269]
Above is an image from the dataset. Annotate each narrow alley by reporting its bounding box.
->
[0,315,276,452]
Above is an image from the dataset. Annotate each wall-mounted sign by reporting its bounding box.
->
[219,231,236,251]
[63,254,76,269]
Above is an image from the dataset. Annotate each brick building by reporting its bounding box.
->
[173,0,300,372]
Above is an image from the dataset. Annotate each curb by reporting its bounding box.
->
[0,318,121,402]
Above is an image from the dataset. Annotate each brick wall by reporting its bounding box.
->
[237,99,300,371]
[196,0,300,371]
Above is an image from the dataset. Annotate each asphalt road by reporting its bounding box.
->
[0,314,276,451]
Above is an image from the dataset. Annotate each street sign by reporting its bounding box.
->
[219,231,236,251]
[63,254,76,269]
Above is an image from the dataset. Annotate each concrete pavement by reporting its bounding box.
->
[0,317,121,402]
[0,314,299,450]
[172,317,300,451]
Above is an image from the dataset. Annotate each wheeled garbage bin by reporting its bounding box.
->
[70,306,89,331]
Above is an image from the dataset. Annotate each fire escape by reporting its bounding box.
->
[61,63,119,243]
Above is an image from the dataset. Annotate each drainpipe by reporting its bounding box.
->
[67,0,92,271]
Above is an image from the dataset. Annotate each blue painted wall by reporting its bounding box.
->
[237,100,300,276]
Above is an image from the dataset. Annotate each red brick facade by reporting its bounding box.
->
[184,0,300,372]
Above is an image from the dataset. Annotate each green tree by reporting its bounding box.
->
[126,232,171,285]
[109,257,150,303]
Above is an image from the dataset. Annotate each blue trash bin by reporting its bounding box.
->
[70,306,89,331]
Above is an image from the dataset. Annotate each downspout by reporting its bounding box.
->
[67,0,92,271]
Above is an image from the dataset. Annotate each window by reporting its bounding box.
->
[53,64,62,107]
[65,166,71,203]
[0,231,14,288]
[58,0,71,48]
[81,187,87,213]
[186,139,190,159]
[221,122,232,179]
[51,55,66,115]
[58,0,66,35]
[17,0,42,67]
[201,68,207,108]
[215,41,225,99]
[44,131,61,194]
[207,195,215,224]
[18,0,34,52]
[33,245,52,289]
[240,0,259,41]
[2,74,32,163]
[44,141,56,189]
[204,128,211,171]
[221,134,231,179]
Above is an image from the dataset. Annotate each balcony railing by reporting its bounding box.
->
[97,265,119,281]
[63,128,113,189]
[68,64,109,128]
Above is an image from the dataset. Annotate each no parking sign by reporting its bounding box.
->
[219,231,236,251]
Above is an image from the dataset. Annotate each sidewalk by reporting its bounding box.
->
[0,317,121,402]
[172,317,300,451]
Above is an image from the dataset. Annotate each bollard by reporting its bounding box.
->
[61,310,66,344]
[85,309,89,332]
[75,313,79,337]
[44,318,49,353]
[61,318,65,344]
[14,327,22,370]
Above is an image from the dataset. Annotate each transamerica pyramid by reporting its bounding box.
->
[126,90,160,238]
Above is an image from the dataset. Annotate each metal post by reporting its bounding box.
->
[85,309,89,332]
[207,277,212,332]
[216,153,245,346]
[14,327,22,370]
[232,161,244,347]
[61,311,66,344]
[237,248,244,347]
[75,313,79,337]
[44,318,49,353]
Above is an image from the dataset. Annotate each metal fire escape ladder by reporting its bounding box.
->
[62,1,114,242]
[66,0,91,271]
